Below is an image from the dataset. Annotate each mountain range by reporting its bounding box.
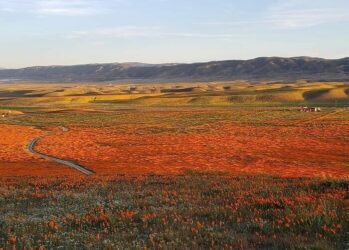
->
[1,57,349,83]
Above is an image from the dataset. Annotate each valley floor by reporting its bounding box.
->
[0,82,348,249]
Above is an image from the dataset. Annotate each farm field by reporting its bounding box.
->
[0,82,348,249]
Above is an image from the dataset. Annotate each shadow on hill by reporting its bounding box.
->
[302,89,330,101]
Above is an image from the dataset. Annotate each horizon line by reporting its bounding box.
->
[1,56,349,70]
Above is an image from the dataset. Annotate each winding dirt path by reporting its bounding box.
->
[28,127,95,176]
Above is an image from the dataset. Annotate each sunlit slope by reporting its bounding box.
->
[0,82,348,106]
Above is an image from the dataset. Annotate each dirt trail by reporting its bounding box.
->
[28,127,95,176]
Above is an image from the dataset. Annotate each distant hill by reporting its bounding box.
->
[0,57,349,83]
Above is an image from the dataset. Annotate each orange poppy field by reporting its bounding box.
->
[0,106,348,249]
[1,108,348,178]
[0,124,77,177]
[33,110,348,178]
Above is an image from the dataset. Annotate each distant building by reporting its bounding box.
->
[300,107,321,112]
[1,111,12,118]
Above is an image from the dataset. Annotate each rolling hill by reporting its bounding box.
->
[0,57,349,83]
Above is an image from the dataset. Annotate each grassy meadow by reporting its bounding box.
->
[0,81,348,107]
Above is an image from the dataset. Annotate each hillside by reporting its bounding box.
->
[1,57,349,83]
[0,82,348,107]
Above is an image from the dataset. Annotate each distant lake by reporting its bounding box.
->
[0,79,22,82]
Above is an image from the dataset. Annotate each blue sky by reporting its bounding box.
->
[0,0,348,68]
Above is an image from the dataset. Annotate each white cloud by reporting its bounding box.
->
[72,26,162,38]
[266,0,349,29]
[36,0,102,16]
[199,0,349,30]
[0,0,105,16]
[0,0,30,13]
[0,7,15,12]
[68,26,240,40]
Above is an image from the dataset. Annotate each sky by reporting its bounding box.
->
[0,0,349,68]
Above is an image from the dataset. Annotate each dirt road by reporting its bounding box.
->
[28,127,95,176]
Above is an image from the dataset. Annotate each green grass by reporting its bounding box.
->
[3,107,348,131]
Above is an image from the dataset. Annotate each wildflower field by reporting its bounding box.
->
[0,83,348,249]
[0,174,347,249]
